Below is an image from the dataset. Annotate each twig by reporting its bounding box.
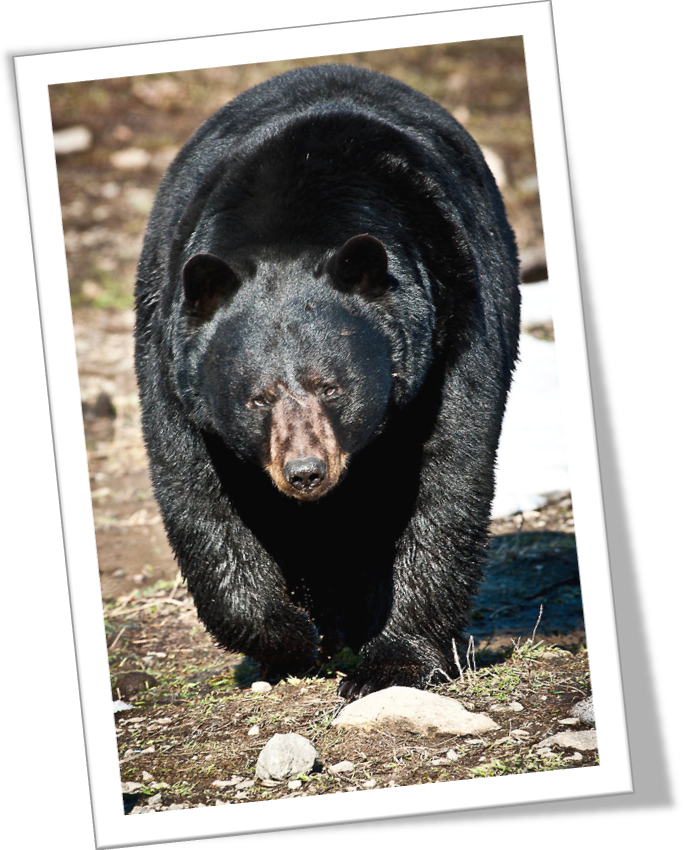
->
[452,639,466,683]
[430,667,453,684]
[106,596,184,619]
[168,570,183,601]
[109,626,126,650]
[466,635,477,678]
[531,605,544,647]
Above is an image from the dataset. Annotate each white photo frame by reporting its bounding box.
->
[14,3,631,847]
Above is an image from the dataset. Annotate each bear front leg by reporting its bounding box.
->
[186,558,321,681]
[337,514,485,700]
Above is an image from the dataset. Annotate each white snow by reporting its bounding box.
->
[491,282,570,518]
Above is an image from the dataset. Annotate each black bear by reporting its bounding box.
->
[135,64,520,699]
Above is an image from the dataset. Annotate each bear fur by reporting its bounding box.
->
[134,64,520,699]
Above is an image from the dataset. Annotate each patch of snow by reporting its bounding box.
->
[492,282,570,518]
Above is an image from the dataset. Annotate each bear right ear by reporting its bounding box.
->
[182,253,240,322]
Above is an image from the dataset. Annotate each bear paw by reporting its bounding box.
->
[337,654,446,701]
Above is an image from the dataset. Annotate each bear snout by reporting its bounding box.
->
[266,392,348,500]
[283,456,328,493]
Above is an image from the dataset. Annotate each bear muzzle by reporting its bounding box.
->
[266,392,347,501]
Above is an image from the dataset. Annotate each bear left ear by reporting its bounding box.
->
[182,253,240,322]
[330,235,389,299]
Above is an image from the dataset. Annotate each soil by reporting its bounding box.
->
[52,41,594,818]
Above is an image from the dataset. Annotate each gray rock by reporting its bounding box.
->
[536,730,598,751]
[328,761,354,774]
[570,696,595,726]
[54,126,92,155]
[255,733,318,781]
[115,670,158,699]
[332,686,499,736]
[110,148,152,170]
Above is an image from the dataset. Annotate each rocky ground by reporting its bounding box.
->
[53,40,595,816]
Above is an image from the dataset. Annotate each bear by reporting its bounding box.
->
[134,64,520,700]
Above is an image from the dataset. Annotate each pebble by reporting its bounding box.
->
[255,733,318,781]
[251,681,273,694]
[536,730,598,751]
[329,761,354,774]
[54,126,92,155]
[247,725,260,736]
[288,780,302,790]
[570,696,595,726]
[110,148,152,170]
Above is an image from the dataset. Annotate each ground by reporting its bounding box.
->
[53,41,594,814]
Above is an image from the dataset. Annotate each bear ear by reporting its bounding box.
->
[182,253,240,321]
[331,234,389,299]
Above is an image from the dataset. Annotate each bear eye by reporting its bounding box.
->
[251,395,269,408]
[321,384,339,399]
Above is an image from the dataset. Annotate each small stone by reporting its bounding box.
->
[255,733,318,781]
[509,702,524,712]
[121,782,142,793]
[329,761,354,774]
[142,771,153,782]
[247,725,260,736]
[211,777,242,788]
[363,779,377,788]
[558,718,580,726]
[147,793,161,805]
[54,126,92,155]
[566,752,583,762]
[124,186,154,214]
[536,730,598,752]
[570,696,595,726]
[110,148,152,170]
[251,681,273,694]
[287,780,302,790]
[510,729,530,740]
[235,780,254,790]
[446,749,458,761]
[115,671,158,699]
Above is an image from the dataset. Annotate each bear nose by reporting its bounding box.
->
[283,457,328,492]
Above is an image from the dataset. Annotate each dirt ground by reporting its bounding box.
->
[53,40,594,816]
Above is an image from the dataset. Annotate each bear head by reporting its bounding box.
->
[175,235,399,501]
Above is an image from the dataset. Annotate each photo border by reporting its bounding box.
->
[14,3,632,847]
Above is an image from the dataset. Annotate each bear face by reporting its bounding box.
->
[175,240,396,500]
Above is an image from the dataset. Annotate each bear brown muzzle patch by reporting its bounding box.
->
[266,392,347,500]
